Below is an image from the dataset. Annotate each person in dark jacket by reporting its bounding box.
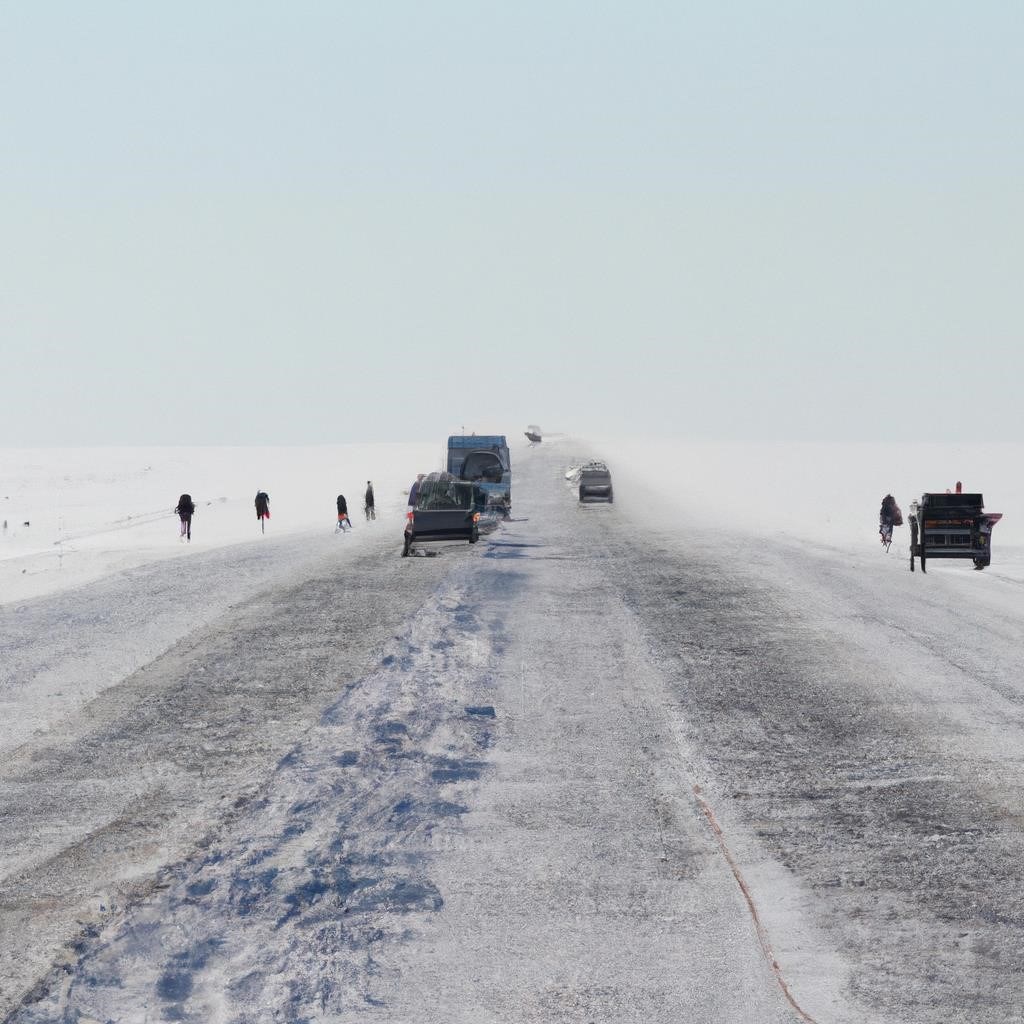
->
[364,481,375,520]
[255,490,270,533]
[879,493,902,547]
[408,474,425,509]
[336,494,352,532]
[175,493,195,542]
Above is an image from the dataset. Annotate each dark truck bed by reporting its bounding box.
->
[403,478,482,556]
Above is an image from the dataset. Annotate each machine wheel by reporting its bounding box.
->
[402,534,412,557]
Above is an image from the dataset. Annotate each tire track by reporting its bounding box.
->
[0,527,462,1019]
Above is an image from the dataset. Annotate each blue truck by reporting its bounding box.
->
[446,435,511,516]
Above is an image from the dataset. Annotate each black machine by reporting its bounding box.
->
[908,492,1002,573]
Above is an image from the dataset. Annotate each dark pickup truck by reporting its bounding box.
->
[403,477,483,557]
[579,463,613,503]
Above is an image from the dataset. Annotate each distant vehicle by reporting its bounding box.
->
[525,425,542,443]
[578,462,613,503]
[403,475,484,557]
[447,435,511,516]
[908,492,1002,573]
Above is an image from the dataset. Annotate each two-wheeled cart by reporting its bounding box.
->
[908,492,1003,573]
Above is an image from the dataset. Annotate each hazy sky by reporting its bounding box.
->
[2,2,1021,445]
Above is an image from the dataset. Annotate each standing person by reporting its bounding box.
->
[407,473,425,509]
[336,493,352,532]
[175,493,195,543]
[364,481,376,521]
[255,490,270,533]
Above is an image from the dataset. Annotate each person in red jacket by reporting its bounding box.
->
[336,494,352,532]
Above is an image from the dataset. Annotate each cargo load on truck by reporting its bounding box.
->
[447,435,511,517]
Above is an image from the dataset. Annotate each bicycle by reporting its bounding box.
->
[879,518,894,552]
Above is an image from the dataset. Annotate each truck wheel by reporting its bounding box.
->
[973,558,986,570]
[579,487,585,502]
[608,491,614,503]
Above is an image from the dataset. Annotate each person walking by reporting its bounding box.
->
[364,481,376,521]
[336,493,352,532]
[255,490,270,533]
[175,493,196,542]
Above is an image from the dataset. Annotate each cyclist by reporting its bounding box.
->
[879,494,902,550]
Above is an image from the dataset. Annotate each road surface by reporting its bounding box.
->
[3,443,1024,1022]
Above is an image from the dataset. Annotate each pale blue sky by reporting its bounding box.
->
[2,2,1021,444]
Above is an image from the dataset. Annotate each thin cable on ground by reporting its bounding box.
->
[693,785,820,1024]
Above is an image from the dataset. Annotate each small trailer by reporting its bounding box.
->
[908,492,1003,573]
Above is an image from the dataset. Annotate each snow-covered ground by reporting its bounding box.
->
[5,436,1024,1022]
[6,439,1021,606]
[0,443,442,603]
[587,438,1024,580]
